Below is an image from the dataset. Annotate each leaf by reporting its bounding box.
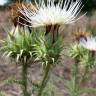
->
[6,51,12,57]
[16,54,20,62]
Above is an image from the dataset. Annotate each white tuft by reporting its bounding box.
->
[19,0,86,27]
[80,36,96,51]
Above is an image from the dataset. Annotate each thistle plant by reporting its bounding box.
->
[19,0,86,94]
[67,42,96,96]
[0,26,35,96]
[0,25,63,96]
[1,26,35,62]
[33,32,63,96]
[79,36,96,80]
[69,43,86,96]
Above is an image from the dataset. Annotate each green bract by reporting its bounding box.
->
[80,53,94,69]
[69,43,87,60]
[0,26,34,63]
[33,32,63,67]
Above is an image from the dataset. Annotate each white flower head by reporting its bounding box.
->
[80,36,96,51]
[19,0,86,27]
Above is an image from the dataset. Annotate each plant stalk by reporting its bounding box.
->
[22,60,29,96]
[37,63,51,96]
[72,59,79,96]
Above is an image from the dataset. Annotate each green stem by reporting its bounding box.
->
[72,59,79,96]
[74,60,79,85]
[22,60,29,96]
[81,66,88,82]
[37,63,51,96]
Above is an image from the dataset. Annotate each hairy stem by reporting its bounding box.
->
[21,60,29,96]
[37,63,51,96]
[72,59,79,96]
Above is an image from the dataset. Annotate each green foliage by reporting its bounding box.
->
[67,42,96,96]
[0,26,63,96]
[69,43,87,61]
[59,75,81,96]
[80,53,94,69]
[32,81,56,96]
[80,52,95,81]
[69,43,95,79]
[1,26,35,63]
[33,32,63,67]
[42,82,56,96]
[33,32,63,96]
[0,26,39,96]
[69,43,95,70]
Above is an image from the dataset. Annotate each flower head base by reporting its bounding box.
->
[80,36,96,51]
[1,26,35,63]
[19,0,85,27]
[72,29,91,42]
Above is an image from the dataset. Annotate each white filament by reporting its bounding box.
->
[19,0,86,27]
[80,36,96,51]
